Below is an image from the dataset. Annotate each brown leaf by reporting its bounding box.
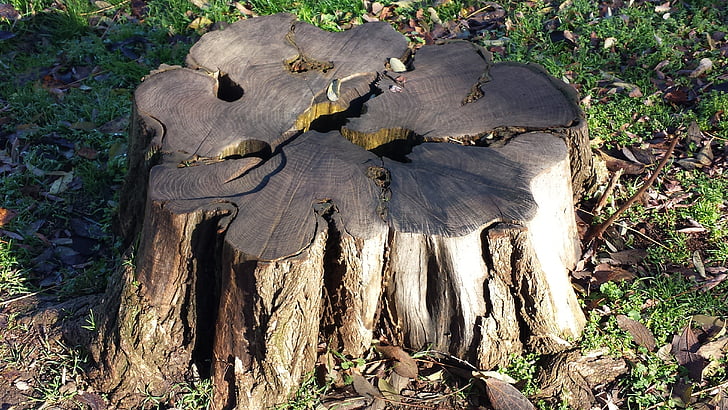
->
[664,86,696,105]
[671,325,706,381]
[484,377,536,410]
[76,146,98,160]
[687,120,704,143]
[600,151,645,174]
[0,4,20,20]
[695,143,714,166]
[696,336,727,361]
[0,208,17,227]
[616,315,656,351]
[628,87,643,98]
[76,392,107,410]
[608,249,647,265]
[593,264,636,285]
[376,345,418,379]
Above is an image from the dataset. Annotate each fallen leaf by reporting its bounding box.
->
[692,251,706,278]
[671,325,705,381]
[190,0,210,8]
[0,3,20,20]
[484,377,535,410]
[697,273,727,292]
[608,249,647,265]
[688,58,712,78]
[593,264,636,285]
[0,208,17,227]
[600,151,645,174]
[692,315,726,338]
[351,372,382,399]
[76,391,107,410]
[188,16,212,30]
[376,345,418,378]
[695,143,713,166]
[377,376,398,398]
[628,87,643,98]
[77,146,98,160]
[654,2,671,13]
[603,37,617,49]
[473,370,516,384]
[49,171,74,195]
[696,336,727,361]
[233,2,255,16]
[616,315,656,351]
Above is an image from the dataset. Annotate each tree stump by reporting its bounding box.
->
[93,13,593,409]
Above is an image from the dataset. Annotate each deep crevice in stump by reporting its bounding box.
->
[94,13,594,409]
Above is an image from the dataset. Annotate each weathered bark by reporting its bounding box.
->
[93,13,593,409]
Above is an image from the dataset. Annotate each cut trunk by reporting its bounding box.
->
[92,13,593,409]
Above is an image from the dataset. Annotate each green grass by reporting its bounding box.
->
[581,276,728,407]
[0,241,32,298]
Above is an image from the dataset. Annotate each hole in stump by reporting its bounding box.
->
[216,73,244,102]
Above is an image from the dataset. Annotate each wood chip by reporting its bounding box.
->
[388,57,407,72]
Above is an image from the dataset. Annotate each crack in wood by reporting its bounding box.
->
[284,23,334,73]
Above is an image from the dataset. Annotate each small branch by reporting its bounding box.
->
[593,168,623,216]
[0,285,57,307]
[584,134,681,244]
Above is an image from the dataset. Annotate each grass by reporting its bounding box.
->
[1,0,727,408]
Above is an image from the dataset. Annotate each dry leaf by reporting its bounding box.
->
[689,58,713,78]
[484,377,536,410]
[654,2,671,13]
[190,0,210,9]
[608,249,647,265]
[473,370,516,384]
[376,345,418,378]
[188,16,212,30]
[696,336,727,361]
[616,315,656,351]
[77,146,98,160]
[377,377,398,398]
[593,264,636,285]
[0,208,17,227]
[600,151,645,174]
[351,372,382,399]
[76,392,107,410]
[49,172,74,195]
[692,315,726,338]
[603,37,617,49]
[671,325,706,381]
[695,143,714,166]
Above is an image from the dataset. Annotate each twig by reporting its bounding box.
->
[593,168,623,215]
[584,134,681,244]
[0,285,57,307]
[577,208,670,250]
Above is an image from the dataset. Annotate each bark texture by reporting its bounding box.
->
[94,13,593,409]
